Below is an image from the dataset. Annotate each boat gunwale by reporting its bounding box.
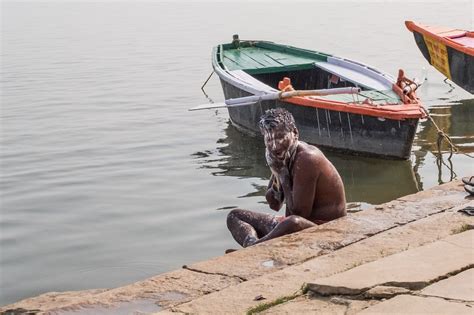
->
[212,41,425,121]
[405,21,474,56]
[319,56,395,90]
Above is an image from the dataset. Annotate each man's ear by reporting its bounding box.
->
[294,128,299,139]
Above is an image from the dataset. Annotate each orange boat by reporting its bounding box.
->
[405,21,474,94]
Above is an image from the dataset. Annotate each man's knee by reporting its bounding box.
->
[226,209,244,228]
[284,215,312,232]
[285,215,302,227]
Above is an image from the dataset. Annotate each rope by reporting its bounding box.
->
[201,70,214,91]
[200,70,215,104]
[422,107,474,159]
[443,78,455,93]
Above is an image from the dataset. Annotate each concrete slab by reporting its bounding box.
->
[421,268,474,301]
[358,295,474,315]
[308,230,474,295]
[364,285,411,299]
[259,295,376,315]
[163,209,473,314]
[0,269,241,314]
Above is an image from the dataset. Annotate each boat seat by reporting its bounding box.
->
[229,70,277,93]
[451,36,474,48]
[314,58,393,91]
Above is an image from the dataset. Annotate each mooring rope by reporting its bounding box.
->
[422,107,474,159]
[443,78,456,93]
[201,70,214,91]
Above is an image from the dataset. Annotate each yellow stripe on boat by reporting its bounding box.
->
[423,35,452,79]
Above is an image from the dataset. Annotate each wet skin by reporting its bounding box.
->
[227,126,346,247]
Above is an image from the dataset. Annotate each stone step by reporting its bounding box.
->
[156,204,473,314]
[307,230,473,296]
[421,268,474,302]
[359,295,473,315]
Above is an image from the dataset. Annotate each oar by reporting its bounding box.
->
[189,87,360,111]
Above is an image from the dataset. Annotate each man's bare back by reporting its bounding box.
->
[290,141,346,222]
[227,108,346,247]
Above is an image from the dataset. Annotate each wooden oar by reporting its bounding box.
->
[189,87,360,111]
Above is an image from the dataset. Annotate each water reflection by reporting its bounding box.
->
[191,123,269,199]
[193,121,421,206]
[413,98,474,186]
[327,153,419,205]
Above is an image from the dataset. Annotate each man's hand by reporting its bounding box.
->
[266,188,283,211]
[266,173,284,211]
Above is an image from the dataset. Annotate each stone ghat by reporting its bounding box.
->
[1,180,473,315]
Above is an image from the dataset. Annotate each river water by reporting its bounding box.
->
[1,0,473,305]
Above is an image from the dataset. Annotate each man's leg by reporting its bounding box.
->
[253,215,315,245]
[226,209,278,247]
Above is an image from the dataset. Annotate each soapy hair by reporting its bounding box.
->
[259,108,296,134]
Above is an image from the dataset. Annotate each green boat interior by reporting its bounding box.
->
[216,40,401,105]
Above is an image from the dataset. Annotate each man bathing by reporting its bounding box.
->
[227,108,346,247]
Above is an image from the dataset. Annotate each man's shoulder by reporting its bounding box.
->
[297,142,326,162]
[295,142,327,170]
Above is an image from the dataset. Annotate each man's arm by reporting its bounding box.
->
[278,166,293,211]
[284,152,319,218]
[266,173,284,211]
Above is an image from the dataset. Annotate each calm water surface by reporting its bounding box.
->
[1,0,473,305]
